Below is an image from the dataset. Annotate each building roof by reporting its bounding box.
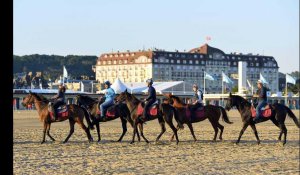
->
[97,51,153,62]
[188,43,225,55]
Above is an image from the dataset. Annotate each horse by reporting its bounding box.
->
[21,92,93,144]
[164,93,233,142]
[225,92,300,145]
[74,94,136,142]
[115,89,179,144]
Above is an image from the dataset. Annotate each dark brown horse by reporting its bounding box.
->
[225,93,300,145]
[164,93,233,141]
[22,92,93,144]
[115,89,179,144]
[74,94,136,142]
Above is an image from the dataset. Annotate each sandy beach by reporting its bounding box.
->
[13,110,300,175]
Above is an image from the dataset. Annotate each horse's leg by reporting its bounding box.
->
[250,124,260,145]
[130,121,138,144]
[279,123,287,145]
[117,118,127,142]
[166,118,179,145]
[155,117,166,143]
[96,123,101,142]
[138,123,149,143]
[216,123,224,141]
[76,118,93,143]
[209,120,218,141]
[270,118,283,141]
[46,123,55,141]
[41,122,48,144]
[170,126,180,142]
[63,119,75,143]
[187,122,197,142]
[236,123,249,144]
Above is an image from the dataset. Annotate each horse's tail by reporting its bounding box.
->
[284,106,300,128]
[219,106,233,124]
[81,106,94,130]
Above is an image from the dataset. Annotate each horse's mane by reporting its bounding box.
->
[128,93,140,105]
[31,93,49,102]
[232,95,251,106]
[170,95,186,105]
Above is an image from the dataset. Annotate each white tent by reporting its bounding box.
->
[99,78,130,94]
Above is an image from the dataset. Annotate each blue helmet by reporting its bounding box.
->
[104,80,111,86]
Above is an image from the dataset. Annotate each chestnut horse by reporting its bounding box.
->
[22,92,93,144]
[165,93,233,141]
[115,90,179,144]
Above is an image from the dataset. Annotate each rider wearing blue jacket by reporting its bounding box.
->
[100,80,115,120]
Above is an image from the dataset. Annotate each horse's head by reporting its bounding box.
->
[115,89,131,102]
[22,91,35,107]
[225,92,235,111]
[163,93,174,104]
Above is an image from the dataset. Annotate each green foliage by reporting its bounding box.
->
[13,54,97,80]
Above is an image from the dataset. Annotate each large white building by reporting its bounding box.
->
[94,44,279,93]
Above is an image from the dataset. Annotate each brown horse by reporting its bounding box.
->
[74,94,136,142]
[225,93,300,145]
[115,89,179,144]
[22,92,93,144]
[164,93,233,141]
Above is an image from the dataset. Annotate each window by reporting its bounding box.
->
[200,55,203,58]
[256,63,259,66]
[154,65,158,68]
[104,55,107,58]
[120,54,123,57]
[108,61,111,64]
[194,55,198,58]
[171,59,174,63]
[177,65,181,69]
[165,59,169,63]
[254,57,257,60]
[124,60,127,64]
[232,56,235,60]
[113,60,116,64]
[189,60,193,64]
[189,66,193,70]
[154,59,158,63]
[118,60,122,64]
[209,55,212,58]
[195,60,199,64]
[182,54,186,58]
[201,61,205,64]
[177,60,180,64]
[183,60,186,64]
[169,54,173,57]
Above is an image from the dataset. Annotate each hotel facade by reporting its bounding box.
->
[94,44,279,93]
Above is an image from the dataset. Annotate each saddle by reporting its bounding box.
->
[137,102,159,116]
[96,104,116,117]
[185,105,205,121]
[48,104,69,120]
[251,104,272,118]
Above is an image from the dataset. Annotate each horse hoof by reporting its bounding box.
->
[40,141,45,144]
[176,142,179,145]
[130,141,134,144]
[97,140,101,143]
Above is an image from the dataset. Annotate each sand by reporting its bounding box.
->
[14,110,300,175]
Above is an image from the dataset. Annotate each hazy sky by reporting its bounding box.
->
[14,0,299,73]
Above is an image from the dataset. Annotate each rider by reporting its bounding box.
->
[141,78,156,121]
[253,80,267,122]
[99,80,115,120]
[190,84,204,112]
[50,84,66,120]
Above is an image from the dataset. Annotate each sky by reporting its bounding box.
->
[14,0,299,74]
